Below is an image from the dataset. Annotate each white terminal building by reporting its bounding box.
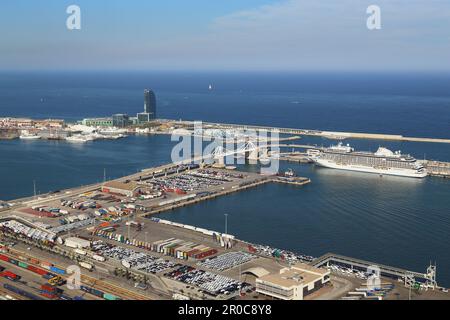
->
[255,263,330,300]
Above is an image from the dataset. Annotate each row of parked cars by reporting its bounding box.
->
[92,241,177,274]
[91,240,251,297]
[0,219,56,243]
[165,266,252,297]
[249,243,315,263]
[150,172,227,193]
[328,264,370,280]
[198,252,256,272]
[0,202,12,210]
[60,198,99,211]
[193,169,246,180]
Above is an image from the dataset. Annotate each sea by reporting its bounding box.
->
[0,71,449,285]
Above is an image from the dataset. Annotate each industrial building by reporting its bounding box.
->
[101,181,140,197]
[255,263,330,300]
[64,237,91,249]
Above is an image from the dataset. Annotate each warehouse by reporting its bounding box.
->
[102,181,140,197]
[64,237,91,249]
[255,263,330,300]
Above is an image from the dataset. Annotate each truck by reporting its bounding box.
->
[74,249,87,256]
[92,255,105,262]
[79,262,93,271]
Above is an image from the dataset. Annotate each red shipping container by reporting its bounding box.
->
[27,265,48,276]
[1,271,19,280]
[40,292,57,299]
[0,254,9,262]
[41,284,57,292]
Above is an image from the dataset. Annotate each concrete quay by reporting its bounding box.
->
[174,120,450,144]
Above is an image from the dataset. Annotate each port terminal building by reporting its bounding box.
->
[101,181,140,197]
[255,263,330,300]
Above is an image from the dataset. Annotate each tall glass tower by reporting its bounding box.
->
[144,89,156,119]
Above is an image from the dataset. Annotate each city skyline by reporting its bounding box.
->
[1,0,450,71]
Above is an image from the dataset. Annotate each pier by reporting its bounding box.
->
[424,160,450,178]
[185,120,450,144]
[311,253,437,288]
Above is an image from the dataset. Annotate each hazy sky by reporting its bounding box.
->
[1,0,450,71]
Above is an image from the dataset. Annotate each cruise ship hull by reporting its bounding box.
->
[314,159,427,178]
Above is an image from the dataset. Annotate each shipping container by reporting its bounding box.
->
[0,254,9,262]
[43,272,57,280]
[3,284,43,300]
[49,266,66,275]
[40,291,58,299]
[9,259,18,265]
[1,271,20,281]
[103,293,120,301]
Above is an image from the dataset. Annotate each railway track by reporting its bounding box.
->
[81,274,148,300]
[3,247,149,300]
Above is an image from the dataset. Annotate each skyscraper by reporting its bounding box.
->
[144,89,156,119]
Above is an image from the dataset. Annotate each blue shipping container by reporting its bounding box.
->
[43,273,57,279]
[50,266,66,275]
[4,284,43,300]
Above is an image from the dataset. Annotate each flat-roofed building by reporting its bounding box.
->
[256,263,330,300]
[34,119,65,128]
[81,117,113,127]
[102,181,140,197]
[112,114,131,127]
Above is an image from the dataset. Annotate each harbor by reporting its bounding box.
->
[1,90,450,300]
[1,146,450,300]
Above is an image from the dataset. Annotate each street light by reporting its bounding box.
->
[224,213,228,235]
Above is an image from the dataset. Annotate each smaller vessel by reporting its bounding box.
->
[284,168,296,177]
[66,134,92,143]
[19,131,41,140]
[208,84,213,91]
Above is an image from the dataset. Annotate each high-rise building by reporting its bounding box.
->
[144,89,156,119]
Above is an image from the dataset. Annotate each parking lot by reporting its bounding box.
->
[92,241,177,275]
[164,265,253,298]
[198,252,256,272]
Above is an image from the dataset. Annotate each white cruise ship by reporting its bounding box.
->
[307,143,427,178]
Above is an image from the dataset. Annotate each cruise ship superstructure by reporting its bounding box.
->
[307,143,427,178]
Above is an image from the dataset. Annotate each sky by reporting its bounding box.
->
[1,0,450,71]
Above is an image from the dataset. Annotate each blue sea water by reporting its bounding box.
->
[1,71,450,285]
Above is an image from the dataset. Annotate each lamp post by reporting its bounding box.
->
[224,213,228,235]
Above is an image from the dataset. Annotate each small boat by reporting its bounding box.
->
[19,131,41,140]
[66,134,92,143]
[284,168,296,177]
